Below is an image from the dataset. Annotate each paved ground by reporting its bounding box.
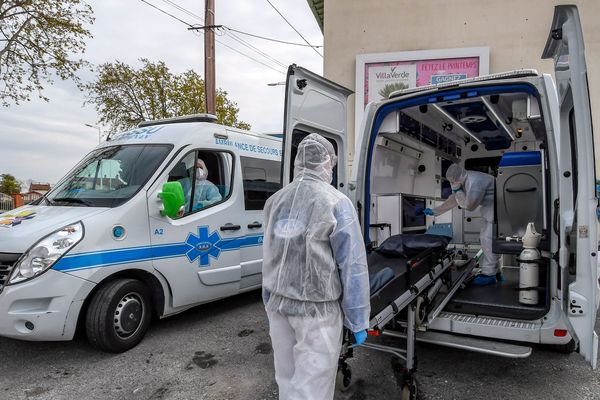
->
[0,290,599,400]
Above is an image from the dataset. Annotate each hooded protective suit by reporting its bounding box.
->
[192,159,222,211]
[433,164,499,276]
[262,133,370,400]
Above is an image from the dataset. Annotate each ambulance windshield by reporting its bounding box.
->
[46,144,172,207]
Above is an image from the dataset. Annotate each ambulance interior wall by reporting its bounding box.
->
[370,108,545,247]
[370,115,455,242]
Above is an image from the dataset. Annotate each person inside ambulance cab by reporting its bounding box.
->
[192,158,222,211]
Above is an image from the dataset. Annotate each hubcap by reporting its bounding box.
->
[113,292,144,338]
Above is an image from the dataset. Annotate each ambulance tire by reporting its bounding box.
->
[86,278,152,353]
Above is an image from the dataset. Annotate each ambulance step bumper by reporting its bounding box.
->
[382,330,533,358]
[427,312,541,344]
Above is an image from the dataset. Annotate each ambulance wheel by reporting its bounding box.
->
[86,278,152,353]
[401,380,417,400]
[335,363,352,392]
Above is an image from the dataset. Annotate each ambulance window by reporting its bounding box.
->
[240,156,281,210]
[464,157,501,176]
[48,144,171,207]
[167,150,233,218]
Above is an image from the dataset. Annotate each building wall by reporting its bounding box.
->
[322,0,600,171]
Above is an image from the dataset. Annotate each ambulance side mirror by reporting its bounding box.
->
[158,182,185,218]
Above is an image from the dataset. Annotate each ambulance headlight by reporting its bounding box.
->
[9,222,84,284]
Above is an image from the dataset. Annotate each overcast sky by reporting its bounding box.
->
[0,0,323,186]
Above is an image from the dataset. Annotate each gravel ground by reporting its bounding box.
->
[0,290,598,400]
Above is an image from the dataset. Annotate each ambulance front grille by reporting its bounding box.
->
[0,253,21,294]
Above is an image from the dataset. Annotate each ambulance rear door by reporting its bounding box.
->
[282,65,353,192]
[542,4,598,368]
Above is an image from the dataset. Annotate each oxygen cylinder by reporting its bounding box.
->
[519,223,542,305]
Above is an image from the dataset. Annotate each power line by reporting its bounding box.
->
[191,24,288,69]
[224,26,323,48]
[139,0,285,74]
[216,37,285,74]
[155,0,322,49]
[189,28,285,74]
[159,0,204,22]
[265,0,323,58]
[151,0,287,70]
[154,0,318,71]
[225,30,287,69]
[140,0,191,27]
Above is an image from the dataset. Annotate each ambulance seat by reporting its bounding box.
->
[493,151,546,254]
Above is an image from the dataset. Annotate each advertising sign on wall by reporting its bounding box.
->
[365,63,417,106]
[356,47,489,140]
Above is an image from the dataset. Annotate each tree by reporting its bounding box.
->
[0,174,21,195]
[86,59,251,132]
[0,0,94,106]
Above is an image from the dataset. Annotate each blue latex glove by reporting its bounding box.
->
[353,330,368,346]
[423,208,434,216]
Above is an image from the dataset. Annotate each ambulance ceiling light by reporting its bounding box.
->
[431,104,482,144]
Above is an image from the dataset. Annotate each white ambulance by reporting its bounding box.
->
[0,115,281,352]
[282,5,598,369]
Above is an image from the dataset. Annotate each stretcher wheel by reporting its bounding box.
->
[335,363,352,392]
[401,380,417,400]
[415,296,426,327]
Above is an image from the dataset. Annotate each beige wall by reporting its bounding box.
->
[322,0,600,172]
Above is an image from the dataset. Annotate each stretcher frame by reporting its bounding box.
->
[338,248,477,398]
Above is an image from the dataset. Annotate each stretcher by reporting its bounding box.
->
[337,233,477,399]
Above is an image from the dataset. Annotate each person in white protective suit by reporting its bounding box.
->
[423,163,501,286]
[191,158,222,212]
[262,133,371,400]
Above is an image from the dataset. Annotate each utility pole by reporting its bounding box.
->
[204,0,216,115]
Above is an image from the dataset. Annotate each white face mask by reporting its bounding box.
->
[196,168,206,180]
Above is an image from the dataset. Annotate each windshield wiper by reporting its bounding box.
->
[52,197,93,207]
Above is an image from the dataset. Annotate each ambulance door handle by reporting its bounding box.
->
[248,222,262,229]
[220,224,241,231]
[506,187,537,193]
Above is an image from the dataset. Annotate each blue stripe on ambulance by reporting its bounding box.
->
[53,226,263,272]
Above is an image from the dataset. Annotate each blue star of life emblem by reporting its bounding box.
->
[185,226,221,267]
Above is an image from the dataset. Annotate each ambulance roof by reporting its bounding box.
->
[95,114,281,160]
